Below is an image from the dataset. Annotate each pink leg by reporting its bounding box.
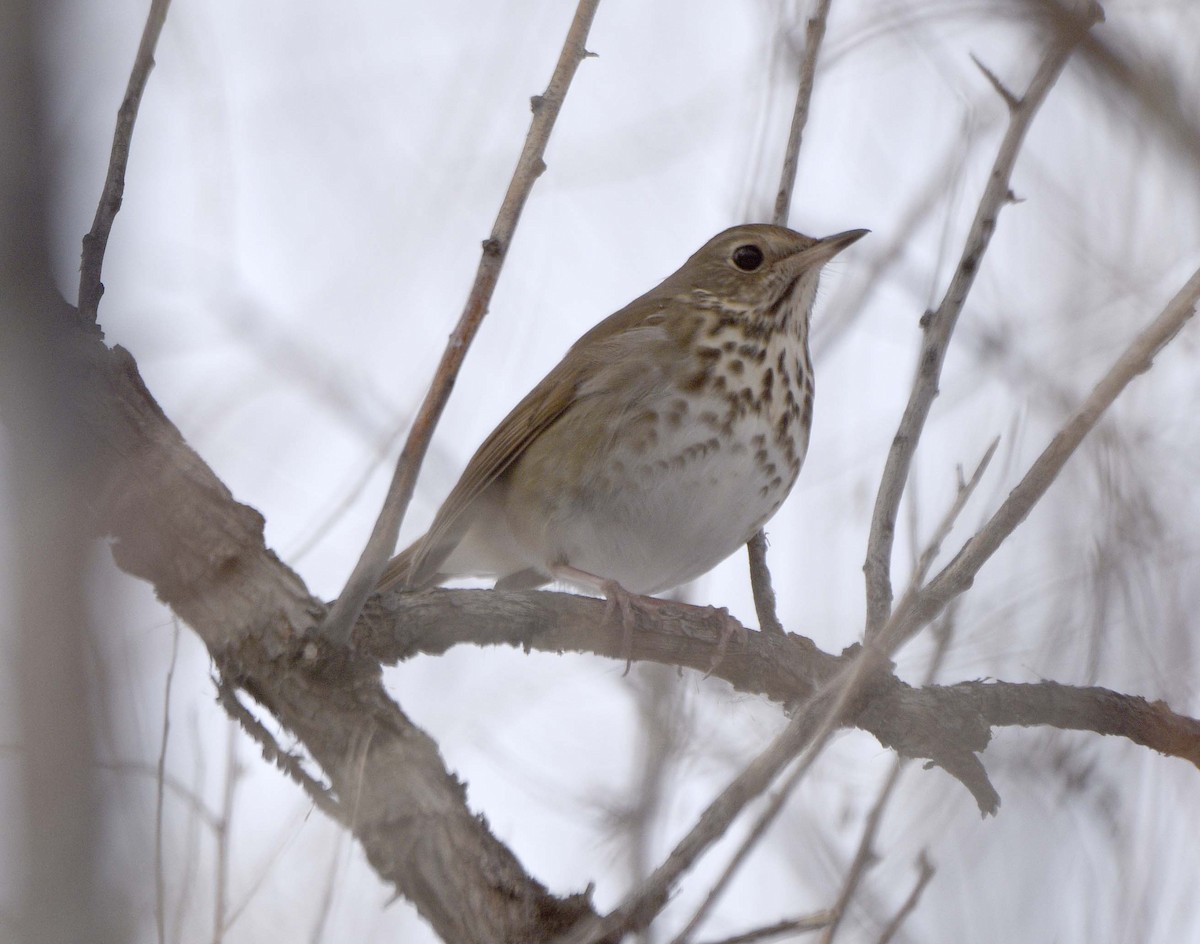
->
[550,564,658,674]
[550,565,745,675]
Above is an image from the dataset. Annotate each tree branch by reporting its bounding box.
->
[363,589,1200,782]
[78,0,173,324]
[884,260,1200,648]
[320,0,603,644]
[862,6,1100,639]
[747,0,838,638]
[91,343,599,942]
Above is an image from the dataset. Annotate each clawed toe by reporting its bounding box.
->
[704,606,747,677]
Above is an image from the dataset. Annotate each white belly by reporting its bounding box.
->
[524,392,801,594]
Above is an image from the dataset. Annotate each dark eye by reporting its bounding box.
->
[731,244,764,271]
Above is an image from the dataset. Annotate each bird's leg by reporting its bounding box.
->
[550,564,663,674]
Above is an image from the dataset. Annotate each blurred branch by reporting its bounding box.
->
[884,260,1200,648]
[819,759,905,944]
[874,853,935,944]
[78,0,173,323]
[820,607,955,944]
[773,0,835,225]
[910,438,998,587]
[1025,0,1200,174]
[320,0,603,644]
[696,912,835,944]
[748,0,837,639]
[155,621,179,944]
[863,6,1100,640]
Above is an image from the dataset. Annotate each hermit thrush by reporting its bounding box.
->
[378,223,866,622]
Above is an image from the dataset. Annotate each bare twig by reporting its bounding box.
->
[910,438,999,587]
[747,531,785,636]
[819,759,905,944]
[668,749,824,943]
[862,8,1100,640]
[885,261,1200,648]
[211,723,239,944]
[773,0,836,225]
[697,912,835,944]
[747,0,838,640]
[820,606,955,944]
[558,647,883,944]
[875,853,935,944]
[215,681,343,823]
[321,0,603,644]
[78,0,173,323]
[155,620,180,944]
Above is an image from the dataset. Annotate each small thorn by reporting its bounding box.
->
[970,54,1019,111]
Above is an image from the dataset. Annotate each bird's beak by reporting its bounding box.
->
[773,228,868,285]
[803,228,870,266]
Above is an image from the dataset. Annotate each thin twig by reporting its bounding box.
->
[874,853,935,944]
[820,606,955,944]
[155,620,180,944]
[696,912,835,944]
[747,0,838,639]
[320,0,603,645]
[773,0,836,225]
[746,531,785,636]
[558,643,888,944]
[910,438,998,587]
[862,7,1100,641]
[215,680,344,823]
[78,0,173,323]
[818,759,904,944]
[212,722,239,944]
[95,758,221,830]
[668,748,821,944]
[885,261,1200,648]
[308,831,346,944]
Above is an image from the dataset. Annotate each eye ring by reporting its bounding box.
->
[731,244,765,271]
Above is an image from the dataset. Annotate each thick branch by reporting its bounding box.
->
[91,342,597,942]
[363,589,1200,778]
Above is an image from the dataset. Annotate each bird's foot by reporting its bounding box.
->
[552,564,664,675]
[703,605,747,677]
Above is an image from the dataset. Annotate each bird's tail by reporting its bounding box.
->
[377,538,427,592]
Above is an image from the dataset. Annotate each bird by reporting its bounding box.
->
[378,223,866,632]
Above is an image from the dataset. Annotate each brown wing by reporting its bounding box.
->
[381,348,604,591]
[377,291,675,591]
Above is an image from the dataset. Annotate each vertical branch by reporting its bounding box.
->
[748,0,836,635]
[211,724,240,944]
[78,0,173,323]
[772,0,835,226]
[321,0,603,644]
[155,621,180,944]
[886,260,1200,646]
[862,6,1102,640]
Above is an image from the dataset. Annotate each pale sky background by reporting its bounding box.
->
[3,0,1200,941]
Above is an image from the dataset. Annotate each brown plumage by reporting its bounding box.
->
[379,223,866,605]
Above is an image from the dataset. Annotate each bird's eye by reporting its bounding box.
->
[731,244,765,271]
